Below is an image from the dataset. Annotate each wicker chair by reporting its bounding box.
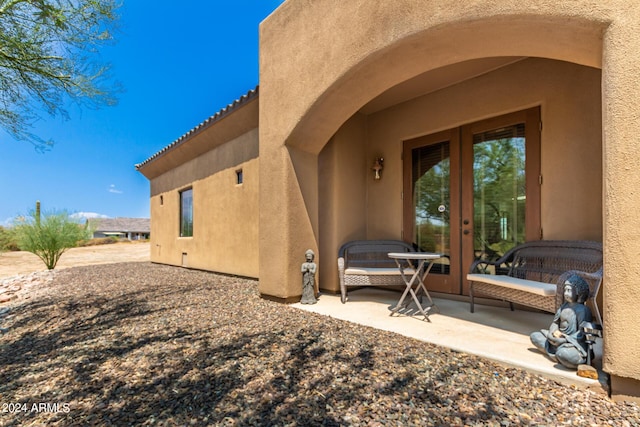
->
[467,240,603,324]
[338,240,415,303]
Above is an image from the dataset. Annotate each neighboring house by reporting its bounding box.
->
[90,218,150,241]
[136,1,640,401]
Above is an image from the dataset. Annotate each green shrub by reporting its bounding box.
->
[13,207,91,269]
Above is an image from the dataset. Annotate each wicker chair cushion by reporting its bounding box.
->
[467,273,556,296]
[346,267,416,276]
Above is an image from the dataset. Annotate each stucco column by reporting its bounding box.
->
[257,130,319,301]
[602,19,640,400]
[258,8,324,301]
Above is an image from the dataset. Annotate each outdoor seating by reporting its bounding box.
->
[337,239,414,303]
[467,240,603,324]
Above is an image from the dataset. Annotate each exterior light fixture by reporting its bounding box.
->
[372,157,384,180]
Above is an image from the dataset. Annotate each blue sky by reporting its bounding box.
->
[0,1,285,226]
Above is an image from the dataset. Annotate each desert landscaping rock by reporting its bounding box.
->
[0,270,58,309]
[0,242,149,279]
[0,262,638,426]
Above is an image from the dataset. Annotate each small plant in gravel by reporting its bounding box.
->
[12,201,91,269]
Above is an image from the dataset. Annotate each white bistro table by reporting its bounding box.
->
[387,252,442,321]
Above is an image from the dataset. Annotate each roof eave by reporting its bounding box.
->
[136,86,259,180]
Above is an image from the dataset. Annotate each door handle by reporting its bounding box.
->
[463,230,470,235]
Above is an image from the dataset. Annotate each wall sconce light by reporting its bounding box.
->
[372,157,384,180]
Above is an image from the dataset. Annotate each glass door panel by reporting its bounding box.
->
[460,108,541,294]
[403,129,461,294]
[412,142,451,274]
[472,124,526,265]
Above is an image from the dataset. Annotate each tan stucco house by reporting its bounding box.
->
[136,0,640,401]
[90,217,150,241]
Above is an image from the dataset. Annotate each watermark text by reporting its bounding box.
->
[2,402,70,414]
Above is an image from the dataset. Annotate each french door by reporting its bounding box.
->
[403,108,540,294]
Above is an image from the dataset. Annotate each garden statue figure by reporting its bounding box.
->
[300,249,317,304]
[530,273,593,369]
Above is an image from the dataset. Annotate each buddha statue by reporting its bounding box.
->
[530,273,593,369]
[300,249,317,304]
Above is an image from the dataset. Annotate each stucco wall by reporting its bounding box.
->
[601,15,640,400]
[149,129,259,278]
[318,113,368,294]
[260,0,607,155]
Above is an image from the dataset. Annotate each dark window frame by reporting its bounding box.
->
[179,187,193,237]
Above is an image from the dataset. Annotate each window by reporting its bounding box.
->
[180,188,193,237]
[236,169,243,185]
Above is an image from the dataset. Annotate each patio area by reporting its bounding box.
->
[292,288,607,394]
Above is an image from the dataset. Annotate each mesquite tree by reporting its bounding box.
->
[13,201,91,269]
[0,0,120,150]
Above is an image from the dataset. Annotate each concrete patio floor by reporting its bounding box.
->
[291,288,607,395]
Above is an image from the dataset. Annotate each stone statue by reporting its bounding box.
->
[300,249,318,304]
[530,273,593,369]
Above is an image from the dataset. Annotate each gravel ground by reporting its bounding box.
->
[0,262,638,426]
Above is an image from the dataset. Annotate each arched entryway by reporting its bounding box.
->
[260,0,640,400]
[259,0,607,299]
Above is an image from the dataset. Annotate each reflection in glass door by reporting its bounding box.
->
[472,124,526,264]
